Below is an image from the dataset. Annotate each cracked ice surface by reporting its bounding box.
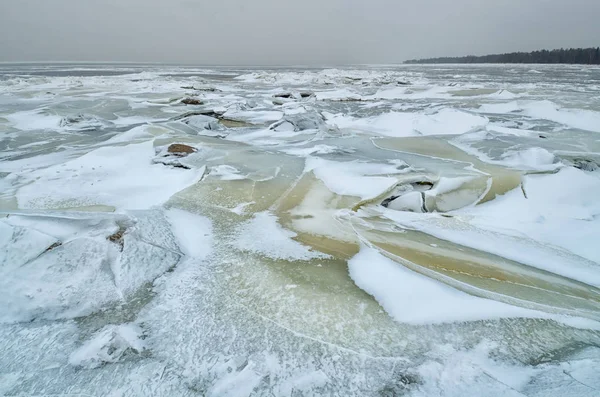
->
[1,64,600,396]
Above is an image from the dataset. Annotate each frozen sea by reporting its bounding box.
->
[1,63,600,396]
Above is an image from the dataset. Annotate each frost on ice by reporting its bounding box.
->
[1,64,600,396]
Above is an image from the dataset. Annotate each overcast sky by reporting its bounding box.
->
[0,0,598,65]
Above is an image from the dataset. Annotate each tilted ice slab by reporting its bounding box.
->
[15,140,205,210]
[326,108,488,137]
[0,209,183,323]
[349,246,540,325]
[305,157,407,201]
[522,100,600,132]
[379,167,600,286]
[452,132,559,171]
[477,100,600,133]
[462,167,600,266]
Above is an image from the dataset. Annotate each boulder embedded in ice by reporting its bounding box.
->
[180,97,204,105]
[107,225,126,250]
[153,143,204,169]
[68,324,146,369]
[167,143,197,156]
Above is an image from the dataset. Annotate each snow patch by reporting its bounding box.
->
[69,324,146,369]
[234,212,329,261]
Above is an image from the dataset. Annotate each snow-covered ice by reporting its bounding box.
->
[1,63,600,396]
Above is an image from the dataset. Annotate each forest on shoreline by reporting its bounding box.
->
[405,47,600,64]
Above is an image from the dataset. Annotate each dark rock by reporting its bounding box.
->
[273,93,293,99]
[167,144,197,156]
[44,242,62,253]
[108,227,127,251]
[181,97,204,105]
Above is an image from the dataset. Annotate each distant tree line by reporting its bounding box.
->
[404,47,600,64]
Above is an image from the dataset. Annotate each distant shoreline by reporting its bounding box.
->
[405,47,600,65]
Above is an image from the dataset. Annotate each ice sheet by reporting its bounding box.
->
[306,157,404,200]
[15,140,206,210]
[3,63,600,397]
[348,246,540,325]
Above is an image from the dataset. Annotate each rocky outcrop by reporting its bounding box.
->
[44,242,62,252]
[180,97,204,105]
[167,144,197,156]
[108,226,127,251]
[152,144,198,169]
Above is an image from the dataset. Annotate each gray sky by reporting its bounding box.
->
[0,0,598,65]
